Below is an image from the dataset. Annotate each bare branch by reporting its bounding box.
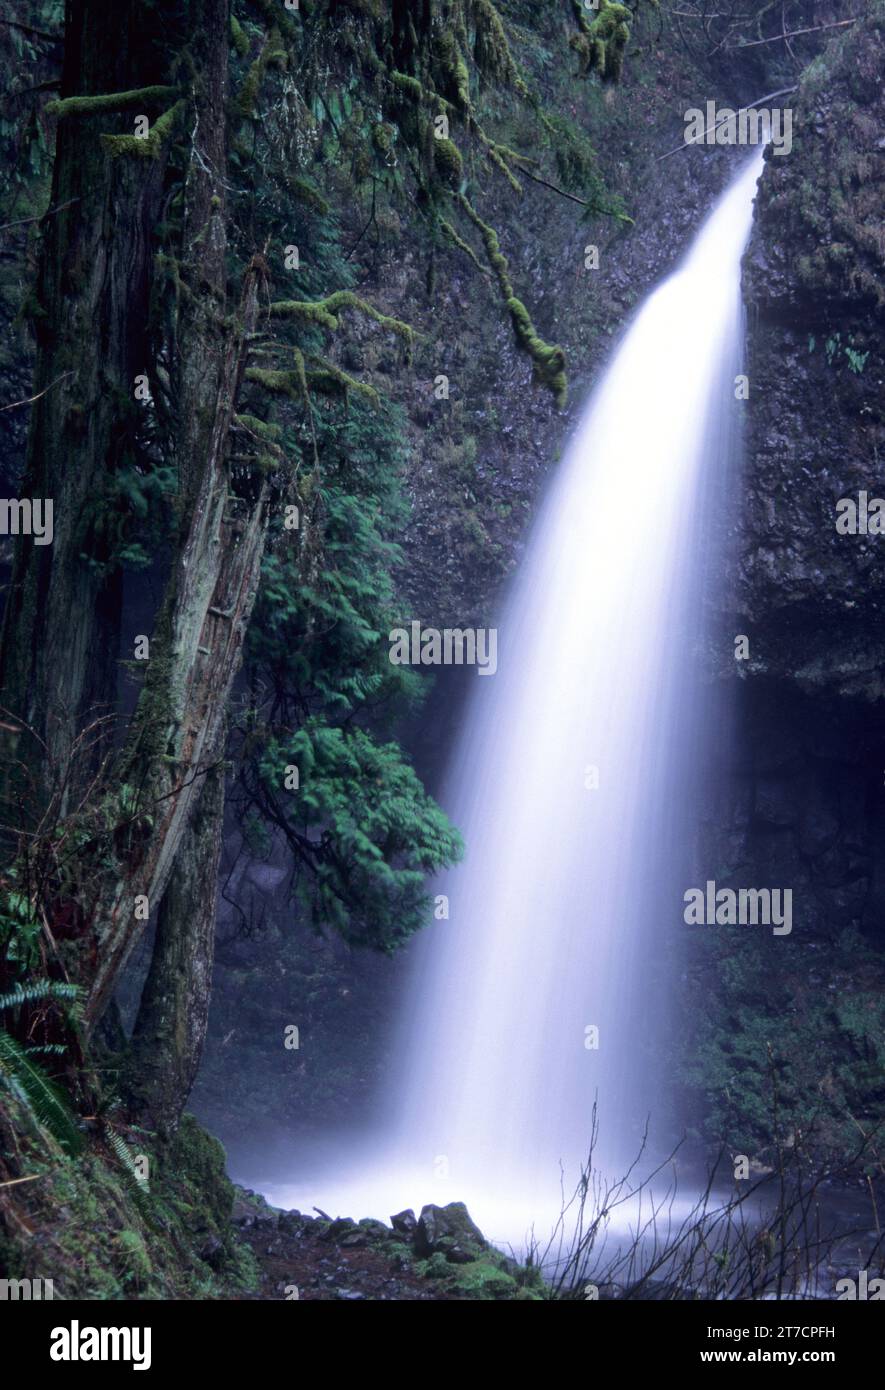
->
[657,86,799,160]
[0,198,80,235]
[0,371,75,413]
[734,17,858,49]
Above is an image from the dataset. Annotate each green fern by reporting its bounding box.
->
[104,1124,155,1223]
[0,977,84,1155]
[105,1125,150,1194]
[0,979,82,1018]
[0,1030,83,1155]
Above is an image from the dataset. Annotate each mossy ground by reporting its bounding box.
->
[1,1086,540,1298]
[0,1099,259,1298]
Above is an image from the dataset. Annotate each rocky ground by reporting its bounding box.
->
[231,1191,542,1301]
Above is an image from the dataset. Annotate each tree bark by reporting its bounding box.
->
[2,0,270,1137]
[82,0,271,1042]
[83,255,269,1030]
[127,762,224,1136]
[0,1,172,805]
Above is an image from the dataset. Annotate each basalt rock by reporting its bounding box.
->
[390,1208,418,1237]
[737,6,885,696]
[414,1201,488,1257]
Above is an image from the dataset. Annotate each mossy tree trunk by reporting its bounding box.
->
[1,0,270,1131]
[0,0,173,806]
[80,1,271,1142]
[126,763,224,1137]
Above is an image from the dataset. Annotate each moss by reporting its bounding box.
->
[570,1,632,81]
[372,122,395,154]
[268,301,337,330]
[439,219,488,276]
[116,1228,152,1287]
[164,1115,234,1231]
[305,358,380,405]
[473,0,528,97]
[0,1093,254,1298]
[230,14,250,58]
[486,143,522,194]
[45,86,178,120]
[391,71,429,103]
[246,368,308,402]
[507,296,567,402]
[268,291,414,355]
[234,413,284,443]
[434,30,471,110]
[235,27,287,120]
[448,1258,519,1299]
[289,178,330,216]
[100,101,186,160]
[433,137,463,188]
[456,194,566,405]
[252,0,302,43]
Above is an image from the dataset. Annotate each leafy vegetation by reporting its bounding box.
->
[682,927,885,1172]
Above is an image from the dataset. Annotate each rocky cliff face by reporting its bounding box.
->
[685,7,885,1167]
[740,5,885,696]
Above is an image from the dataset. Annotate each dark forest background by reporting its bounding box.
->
[0,0,882,1299]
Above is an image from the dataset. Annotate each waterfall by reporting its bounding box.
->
[259,153,765,1249]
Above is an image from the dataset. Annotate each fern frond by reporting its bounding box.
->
[0,1029,83,1154]
[105,1124,151,1198]
[0,979,82,1015]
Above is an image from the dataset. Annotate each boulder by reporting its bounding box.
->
[414,1202,487,1257]
[390,1208,417,1236]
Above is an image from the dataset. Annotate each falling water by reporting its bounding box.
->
[259,154,765,1249]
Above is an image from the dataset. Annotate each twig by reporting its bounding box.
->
[734,18,857,49]
[0,1173,45,1188]
[0,371,75,413]
[508,159,633,221]
[345,176,378,261]
[0,197,80,234]
[657,86,798,159]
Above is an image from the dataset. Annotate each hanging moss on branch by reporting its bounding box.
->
[234,413,284,444]
[457,192,566,405]
[45,86,179,119]
[268,290,415,357]
[390,70,451,114]
[305,357,380,406]
[485,143,522,194]
[473,0,528,97]
[434,29,472,111]
[570,0,633,80]
[250,0,304,43]
[100,101,187,159]
[439,218,489,275]
[285,176,330,216]
[230,14,250,58]
[239,0,639,416]
[245,343,311,409]
[245,367,307,402]
[235,26,287,119]
[433,137,463,188]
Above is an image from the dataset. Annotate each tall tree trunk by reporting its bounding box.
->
[0,0,172,809]
[127,762,224,1136]
[0,0,273,1137]
[82,0,270,1053]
